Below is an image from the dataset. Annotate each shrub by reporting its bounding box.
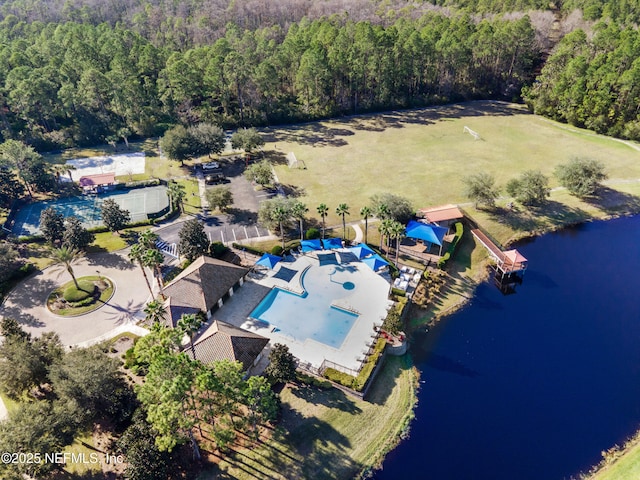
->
[271,245,284,256]
[305,228,321,240]
[391,287,407,297]
[209,241,229,258]
[63,281,96,302]
[353,338,387,390]
[232,243,265,256]
[323,368,356,388]
[438,222,464,269]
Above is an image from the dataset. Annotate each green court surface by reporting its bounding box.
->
[9,186,169,236]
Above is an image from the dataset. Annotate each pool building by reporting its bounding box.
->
[213,250,392,375]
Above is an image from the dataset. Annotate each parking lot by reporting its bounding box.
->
[157,155,276,247]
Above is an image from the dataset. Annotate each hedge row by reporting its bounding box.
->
[438,221,464,269]
[323,338,387,392]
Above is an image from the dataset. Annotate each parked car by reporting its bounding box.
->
[202,161,220,171]
[205,172,226,184]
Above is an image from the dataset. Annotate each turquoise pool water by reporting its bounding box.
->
[250,267,360,348]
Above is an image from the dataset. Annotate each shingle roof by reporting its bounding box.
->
[417,204,464,223]
[186,320,269,370]
[163,256,248,326]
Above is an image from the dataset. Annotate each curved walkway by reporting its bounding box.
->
[0,250,152,347]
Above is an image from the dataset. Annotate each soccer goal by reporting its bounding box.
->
[463,126,481,140]
[287,151,306,169]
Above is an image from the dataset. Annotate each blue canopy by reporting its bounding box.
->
[322,237,343,250]
[301,239,323,252]
[363,254,389,272]
[349,243,376,259]
[405,220,448,246]
[256,253,281,269]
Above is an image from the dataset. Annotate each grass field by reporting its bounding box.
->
[266,101,640,228]
[211,355,417,479]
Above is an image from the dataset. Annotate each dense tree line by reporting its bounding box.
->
[524,21,640,141]
[0,14,540,149]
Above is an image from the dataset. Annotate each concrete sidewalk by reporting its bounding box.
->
[0,250,152,347]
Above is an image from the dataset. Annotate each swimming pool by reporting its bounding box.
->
[250,267,360,349]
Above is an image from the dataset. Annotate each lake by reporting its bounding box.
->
[375,216,640,479]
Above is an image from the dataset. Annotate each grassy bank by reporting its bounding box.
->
[210,355,417,479]
[588,434,640,480]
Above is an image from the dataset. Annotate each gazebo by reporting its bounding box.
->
[405,220,448,256]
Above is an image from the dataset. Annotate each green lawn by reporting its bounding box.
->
[210,355,417,480]
[267,101,640,227]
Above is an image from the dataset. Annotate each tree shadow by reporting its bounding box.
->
[263,150,289,166]
[85,252,136,271]
[269,123,351,147]
[365,355,412,405]
[280,184,306,198]
[487,200,590,233]
[269,101,523,145]
[0,274,57,318]
[271,408,359,480]
[287,382,362,414]
[212,406,360,480]
[225,208,257,226]
[583,186,640,215]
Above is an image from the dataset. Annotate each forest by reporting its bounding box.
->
[0,0,637,148]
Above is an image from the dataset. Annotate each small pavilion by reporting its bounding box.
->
[405,220,448,256]
[417,204,464,232]
[78,172,116,193]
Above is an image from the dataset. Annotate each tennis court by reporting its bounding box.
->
[10,185,169,236]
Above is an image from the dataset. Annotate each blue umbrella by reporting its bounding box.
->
[405,220,448,246]
[350,243,376,259]
[301,239,323,252]
[322,237,343,250]
[363,254,389,272]
[256,253,281,269]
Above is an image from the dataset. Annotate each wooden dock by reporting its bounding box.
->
[471,228,527,276]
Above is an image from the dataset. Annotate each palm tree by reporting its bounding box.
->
[49,246,84,289]
[316,203,329,239]
[167,181,186,213]
[144,300,168,325]
[138,229,159,249]
[375,202,390,220]
[335,203,350,240]
[389,220,405,266]
[128,243,154,296]
[272,205,290,250]
[378,218,392,252]
[360,206,372,244]
[291,201,308,240]
[142,248,165,298]
[178,313,203,360]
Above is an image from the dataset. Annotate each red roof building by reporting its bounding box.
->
[417,204,464,224]
[78,172,116,187]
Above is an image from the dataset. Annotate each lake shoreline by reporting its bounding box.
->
[397,202,640,480]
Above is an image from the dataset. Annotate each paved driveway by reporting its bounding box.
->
[159,156,273,246]
[0,250,152,347]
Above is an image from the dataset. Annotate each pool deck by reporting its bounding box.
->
[211,251,392,373]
